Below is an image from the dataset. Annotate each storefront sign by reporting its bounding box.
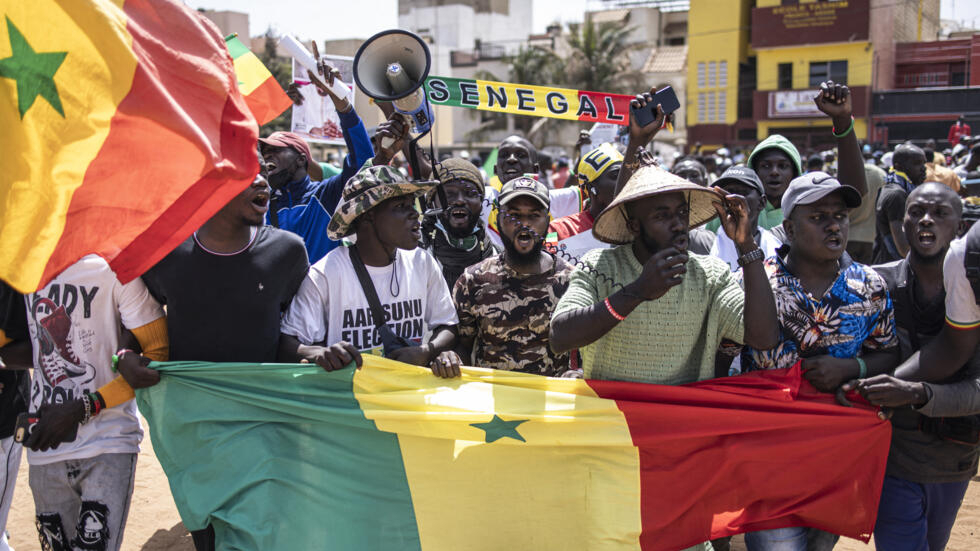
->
[751,0,869,48]
[768,90,822,118]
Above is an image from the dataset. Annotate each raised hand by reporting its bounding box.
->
[711,188,754,252]
[813,80,852,128]
[627,87,665,149]
[373,113,410,165]
[629,247,688,301]
[286,82,304,106]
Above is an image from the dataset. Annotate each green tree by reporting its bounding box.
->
[256,28,292,136]
[563,20,642,94]
[465,45,564,144]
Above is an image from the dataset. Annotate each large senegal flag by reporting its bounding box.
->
[137,357,891,550]
[425,75,634,126]
[0,0,258,293]
[225,33,291,126]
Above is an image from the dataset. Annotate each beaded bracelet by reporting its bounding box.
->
[89,391,105,416]
[604,297,626,322]
[80,393,93,424]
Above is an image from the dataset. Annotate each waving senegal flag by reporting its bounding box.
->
[0,0,258,293]
[138,357,891,550]
[225,33,291,126]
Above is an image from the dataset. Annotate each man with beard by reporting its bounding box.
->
[873,143,928,263]
[741,172,899,551]
[848,183,979,551]
[549,90,780,399]
[484,136,588,250]
[450,177,573,376]
[261,64,375,263]
[421,157,498,289]
[119,155,310,551]
[546,143,622,261]
[280,165,460,371]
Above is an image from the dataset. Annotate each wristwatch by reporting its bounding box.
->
[737,248,764,267]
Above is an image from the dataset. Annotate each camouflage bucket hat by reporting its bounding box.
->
[327,164,437,240]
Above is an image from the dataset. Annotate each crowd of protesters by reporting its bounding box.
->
[0,59,978,551]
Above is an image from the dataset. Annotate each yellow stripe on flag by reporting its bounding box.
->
[353,356,642,550]
[232,51,272,96]
[0,0,136,291]
[474,79,582,121]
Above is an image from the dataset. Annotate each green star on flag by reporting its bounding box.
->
[0,17,67,118]
[470,415,528,443]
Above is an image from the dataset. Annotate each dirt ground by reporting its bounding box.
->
[6,421,979,550]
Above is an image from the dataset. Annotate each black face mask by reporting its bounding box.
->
[267,169,292,190]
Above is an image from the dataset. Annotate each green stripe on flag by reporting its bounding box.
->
[136,362,422,550]
[224,34,251,60]
[483,148,497,178]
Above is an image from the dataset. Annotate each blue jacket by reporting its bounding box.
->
[268,108,374,263]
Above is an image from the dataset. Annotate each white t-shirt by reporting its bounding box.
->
[943,235,980,328]
[25,255,164,465]
[555,230,607,261]
[482,186,585,250]
[281,246,458,355]
[710,226,782,273]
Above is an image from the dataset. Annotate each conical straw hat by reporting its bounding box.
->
[593,164,721,245]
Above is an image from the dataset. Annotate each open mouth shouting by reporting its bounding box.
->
[917,229,936,246]
[250,189,270,215]
[824,233,844,249]
[514,228,537,250]
[447,206,471,226]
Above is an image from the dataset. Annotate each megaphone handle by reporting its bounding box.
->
[380,113,410,150]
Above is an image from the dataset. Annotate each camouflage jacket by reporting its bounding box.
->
[453,253,572,376]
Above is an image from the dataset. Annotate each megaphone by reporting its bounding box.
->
[353,30,434,147]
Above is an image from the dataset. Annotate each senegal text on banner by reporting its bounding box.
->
[0,0,258,294]
[136,357,890,551]
[425,76,634,126]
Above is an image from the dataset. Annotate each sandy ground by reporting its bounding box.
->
[6,421,979,550]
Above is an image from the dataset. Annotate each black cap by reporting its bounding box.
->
[713,165,765,197]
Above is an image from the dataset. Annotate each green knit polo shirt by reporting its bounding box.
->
[553,244,745,385]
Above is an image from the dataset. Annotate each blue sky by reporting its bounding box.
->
[189,0,980,42]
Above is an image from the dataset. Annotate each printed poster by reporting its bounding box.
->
[290,54,355,145]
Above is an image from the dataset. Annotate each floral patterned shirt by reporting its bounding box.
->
[743,252,898,371]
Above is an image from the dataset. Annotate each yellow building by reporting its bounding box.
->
[687,0,939,151]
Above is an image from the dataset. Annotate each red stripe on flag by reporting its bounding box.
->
[244,76,292,126]
[586,365,890,550]
[40,0,257,287]
[576,90,632,125]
